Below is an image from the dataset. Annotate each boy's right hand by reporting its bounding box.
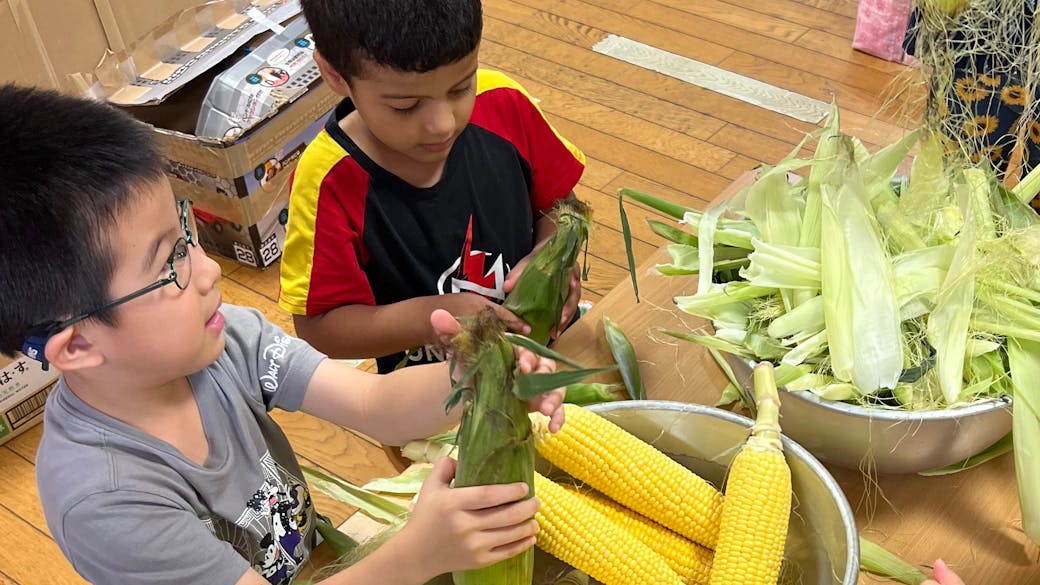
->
[440,292,531,336]
[399,457,540,577]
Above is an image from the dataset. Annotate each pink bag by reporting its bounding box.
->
[852,0,915,64]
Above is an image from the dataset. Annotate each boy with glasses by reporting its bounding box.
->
[0,85,564,585]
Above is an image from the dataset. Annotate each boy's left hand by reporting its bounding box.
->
[502,255,582,341]
[431,309,566,433]
[552,262,582,340]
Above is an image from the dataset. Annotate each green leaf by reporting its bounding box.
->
[513,367,618,399]
[504,333,587,370]
[918,431,1012,476]
[302,466,410,523]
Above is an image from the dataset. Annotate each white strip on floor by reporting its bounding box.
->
[592,34,829,124]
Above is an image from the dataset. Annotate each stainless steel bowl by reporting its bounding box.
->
[725,355,1014,474]
[425,401,858,585]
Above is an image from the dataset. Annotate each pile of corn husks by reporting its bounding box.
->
[621,104,1040,542]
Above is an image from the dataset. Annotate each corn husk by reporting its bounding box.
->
[503,198,592,344]
[448,310,535,585]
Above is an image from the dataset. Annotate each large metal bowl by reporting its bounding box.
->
[424,401,858,584]
[724,355,1013,474]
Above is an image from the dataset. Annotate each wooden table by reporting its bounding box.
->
[551,231,1039,582]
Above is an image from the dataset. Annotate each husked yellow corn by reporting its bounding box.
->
[533,473,684,585]
[561,484,713,585]
[708,363,791,585]
[531,404,724,548]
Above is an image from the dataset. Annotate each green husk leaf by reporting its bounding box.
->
[918,431,1013,476]
[564,382,625,405]
[619,192,641,303]
[659,328,758,360]
[858,535,929,585]
[314,514,359,560]
[302,466,409,523]
[514,367,618,400]
[716,384,743,407]
[619,187,693,219]
[362,466,433,494]
[503,198,592,344]
[1008,337,1040,544]
[603,316,645,400]
[647,218,698,245]
[427,429,458,445]
[504,333,587,370]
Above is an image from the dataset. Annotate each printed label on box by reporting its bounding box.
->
[0,356,59,444]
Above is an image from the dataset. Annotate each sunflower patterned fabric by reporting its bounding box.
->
[903,2,1040,210]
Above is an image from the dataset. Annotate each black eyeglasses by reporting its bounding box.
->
[21,200,198,369]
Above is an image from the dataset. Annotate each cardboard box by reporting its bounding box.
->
[91,0,203,53]
[0,354,59,446]
[82,0,339,268]
[0,0,109,94]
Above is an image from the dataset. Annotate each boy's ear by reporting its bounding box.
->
[314,51,352,98]
[44,326,104,373]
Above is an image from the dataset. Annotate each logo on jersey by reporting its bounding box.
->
[436,216,509,301]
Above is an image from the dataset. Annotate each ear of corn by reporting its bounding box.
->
[448,310,534,585]
[531,403,724,548]
[503,198,591,344]
[708,362,792,585]
[560,484,713,585]
[533,473,685,585]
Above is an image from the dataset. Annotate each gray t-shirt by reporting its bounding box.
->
[36,304,327,585]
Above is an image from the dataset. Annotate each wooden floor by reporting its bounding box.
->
[5,1,915,582]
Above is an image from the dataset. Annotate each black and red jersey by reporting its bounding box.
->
[279,69,585,372]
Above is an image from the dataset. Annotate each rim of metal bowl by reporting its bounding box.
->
[733,355,1013,421]
[587,399,860,584]
[784,389,1012,421]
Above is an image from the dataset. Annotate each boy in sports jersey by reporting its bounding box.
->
[280,0,586,373]
[2,86,564,585]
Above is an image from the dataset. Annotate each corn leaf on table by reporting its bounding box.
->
[548,174,1039,584]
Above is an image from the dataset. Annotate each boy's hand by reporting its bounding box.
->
[401,457,540,576]
[922,560,965,585]
[515,346,566,433]
[432,310,566,433]
[502,253,583,341]
[439,293,531,336]
[551,262,582,340]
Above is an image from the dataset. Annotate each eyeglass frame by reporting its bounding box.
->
[21,200,197,370]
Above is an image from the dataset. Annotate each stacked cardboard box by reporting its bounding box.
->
[0,354,58,446]
[79,0,336,268]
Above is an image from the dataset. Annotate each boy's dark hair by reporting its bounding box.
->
[0,85,165,356]
[301,0,482,80]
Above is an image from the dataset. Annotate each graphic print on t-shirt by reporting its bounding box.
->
[204,451,314,585]
[436,215,509,301]
[400,215,514,365]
